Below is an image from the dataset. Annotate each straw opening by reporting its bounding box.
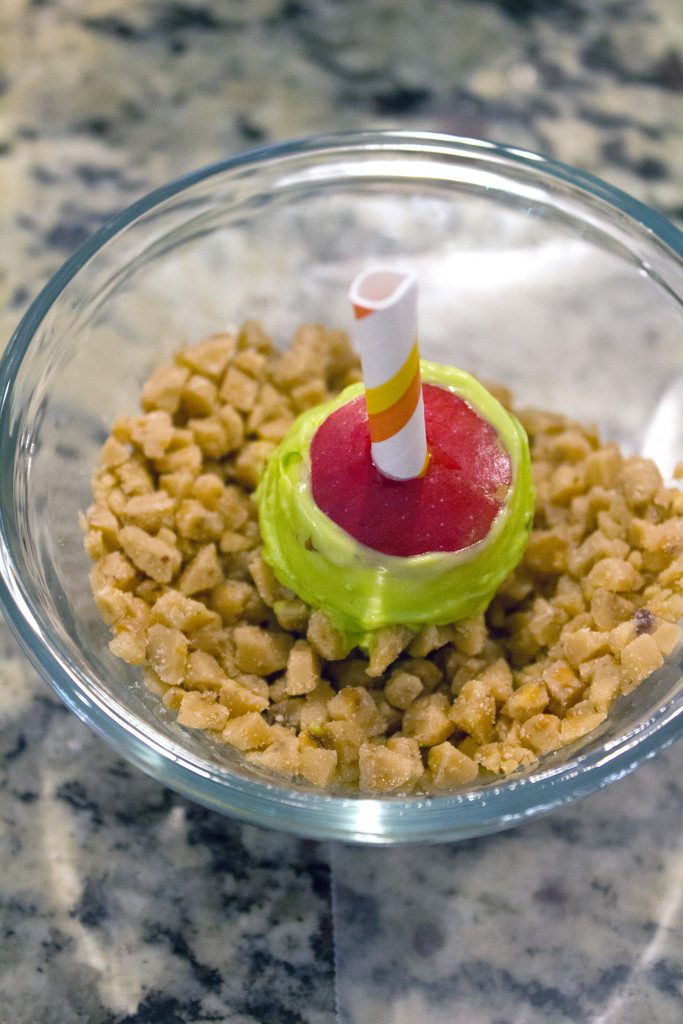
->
[350,268,416,313]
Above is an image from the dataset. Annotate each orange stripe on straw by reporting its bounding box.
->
[352,303,373,319]
[367,366,422,443]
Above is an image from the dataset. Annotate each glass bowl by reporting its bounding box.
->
[0,131,681,845]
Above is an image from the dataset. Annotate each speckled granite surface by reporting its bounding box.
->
[331,755,683,1023]
[0,2,681,1022]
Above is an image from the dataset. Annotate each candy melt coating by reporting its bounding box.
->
[311,384,512,557]
[256,361,534,646]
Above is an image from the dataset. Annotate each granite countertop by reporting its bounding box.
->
[0,2,681,1022]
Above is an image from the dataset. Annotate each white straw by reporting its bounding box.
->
[349,268,428,480]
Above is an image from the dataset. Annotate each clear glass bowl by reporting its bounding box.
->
[0,132,681,844]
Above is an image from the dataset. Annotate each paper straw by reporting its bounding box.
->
[349,268,428,480]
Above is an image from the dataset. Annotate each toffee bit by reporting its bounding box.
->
[633,607,656,635]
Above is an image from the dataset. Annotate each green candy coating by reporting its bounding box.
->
[256,361,534,649]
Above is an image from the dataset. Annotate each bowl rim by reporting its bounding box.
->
[0,129,681,844]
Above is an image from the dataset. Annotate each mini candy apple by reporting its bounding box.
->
[256,270,534,647]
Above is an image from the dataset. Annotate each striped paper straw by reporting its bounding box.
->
[349,268,428,480]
